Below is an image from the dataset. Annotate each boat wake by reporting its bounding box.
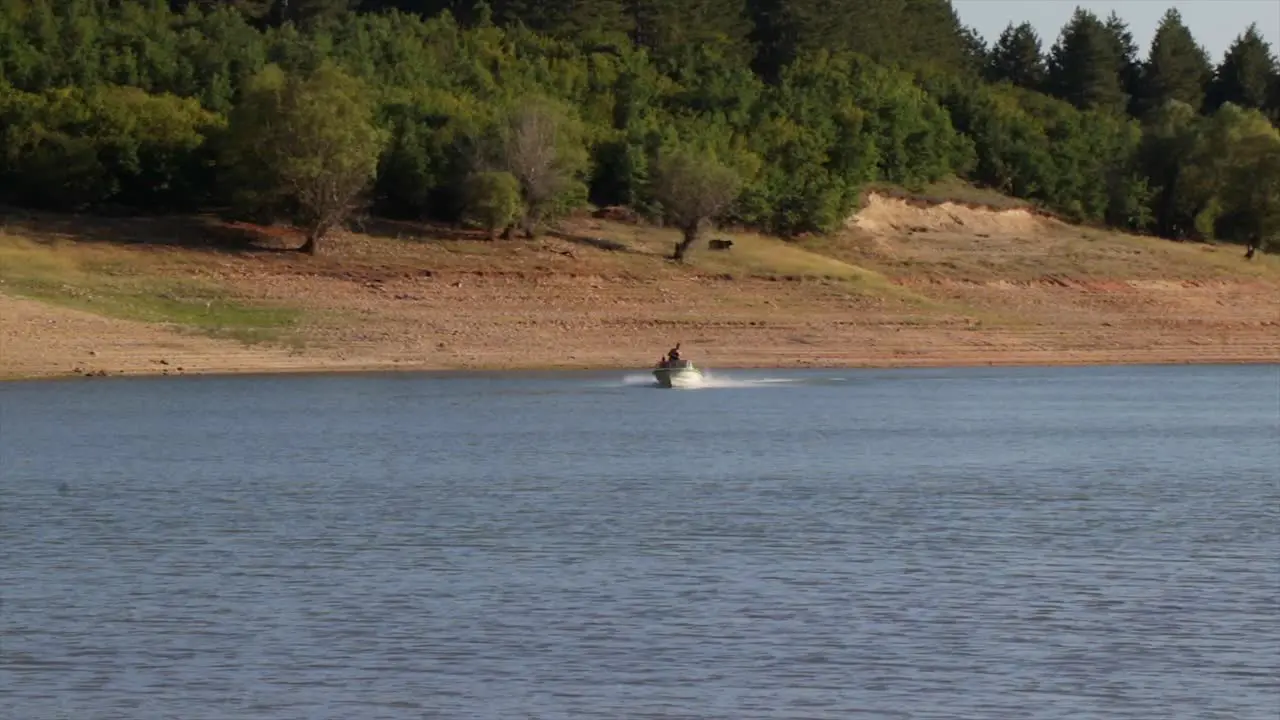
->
[618,371,809,389]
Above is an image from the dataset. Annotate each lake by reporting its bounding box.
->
[2,363,1278,719]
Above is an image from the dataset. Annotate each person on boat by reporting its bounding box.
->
[666,343,682,365]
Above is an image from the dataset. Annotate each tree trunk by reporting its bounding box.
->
[299,229,320,255]
[521,209,538,239]
[671,223,700,262]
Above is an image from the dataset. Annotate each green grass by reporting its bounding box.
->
[0,233,302,343]
[687,230,941,304]
[917,177,1039,210]
[863,177,1039,212]
[562,218,935,303]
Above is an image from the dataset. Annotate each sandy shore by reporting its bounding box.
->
[4,290,1274,382]
[2,194,1277,381]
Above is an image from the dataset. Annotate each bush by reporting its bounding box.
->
[462,170,523,238]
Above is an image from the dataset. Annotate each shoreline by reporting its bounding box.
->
[4,350,1274,384]
[4,194,1278,385]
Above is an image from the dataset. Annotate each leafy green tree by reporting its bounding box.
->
[651,146,746,261]
[1138,99,1200,237]
[482,95,590,237]
[173,5,271,113]
[270,0,359,28]
[0,83,221,211]
[3,0,1277,255]
[939,83,1055,199]
[748,0,975,81]
[1221,132,1280,250]
[1134,9,1212,118]
[986,22,1045,90]
[629,0,753,69]
[372,88,490,220]
[0,85,112,209]
[221,62,387,254]
[462,169,522,237]
[488,0,632,41]
[1174,103,1279,241]
[1206,24,1278,113]
[175,0,275,20]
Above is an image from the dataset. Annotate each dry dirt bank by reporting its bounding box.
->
[2,193,1277,380]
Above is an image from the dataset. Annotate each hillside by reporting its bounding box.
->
[3,192,1277,380]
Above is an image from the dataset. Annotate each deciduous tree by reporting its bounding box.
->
[462,170,522,237]
[222,62,387,254]
[652,146,744,261]
[484,95,589,237]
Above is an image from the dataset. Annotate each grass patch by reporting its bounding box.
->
[866,177,1038,212]
[918,177,1038,210]
[0,233,302,343]
[1106,232,1280,279]
[564,218,926,300]
[693,232,906,289]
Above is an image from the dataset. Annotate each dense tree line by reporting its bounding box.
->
[0,0,1277,256]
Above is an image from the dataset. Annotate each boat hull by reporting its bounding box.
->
[653,365,703,388]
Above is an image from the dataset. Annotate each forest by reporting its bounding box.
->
[1,0,1278,256]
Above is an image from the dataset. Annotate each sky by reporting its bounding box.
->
[952,0,1280,62]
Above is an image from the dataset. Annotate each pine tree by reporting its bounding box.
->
[1134,9,1211,118]
[1267,72,1280,124]
[509,0,634,39]
[986,22,1045,90]
[1206,24,1278,112]
[628,0,753,67]
[957,24,988,76]
[270,0,359,28]
[748,0,975,80]
[1046,8,1128,114]
[1101,11,1141,108]
[900,0,976,74]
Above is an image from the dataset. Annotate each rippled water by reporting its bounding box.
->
[2,364,1278,719]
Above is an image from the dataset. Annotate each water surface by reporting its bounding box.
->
[2,364,1278,719]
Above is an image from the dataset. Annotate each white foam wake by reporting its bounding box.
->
[616,370,805,389]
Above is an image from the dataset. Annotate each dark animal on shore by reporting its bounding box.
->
[708,238,734,251]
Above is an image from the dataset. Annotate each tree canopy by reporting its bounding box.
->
[222,61,386,253]
[0,0,1276,254]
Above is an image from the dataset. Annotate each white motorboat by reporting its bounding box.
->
[653,358,704,388]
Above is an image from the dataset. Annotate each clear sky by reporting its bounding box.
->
[952,0,1280,62]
